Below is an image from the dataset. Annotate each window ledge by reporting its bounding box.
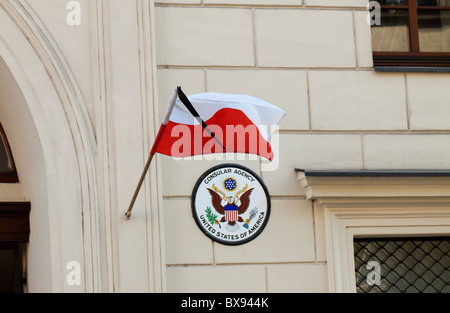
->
[375,66,450,73]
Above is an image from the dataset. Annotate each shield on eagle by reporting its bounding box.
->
[224,204,238,222]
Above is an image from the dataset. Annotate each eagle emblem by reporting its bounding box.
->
[207,181,254,232]
[192,164,271,245]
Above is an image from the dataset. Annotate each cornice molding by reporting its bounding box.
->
[297,170,450,200]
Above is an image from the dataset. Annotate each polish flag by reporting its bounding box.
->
[150,87,286,161]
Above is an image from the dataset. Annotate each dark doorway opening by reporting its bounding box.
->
[0,244,24,293]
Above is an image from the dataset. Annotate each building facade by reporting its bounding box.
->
[0,0,449,293]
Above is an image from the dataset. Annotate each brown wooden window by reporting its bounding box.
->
[0,124,18,183]
[371,0,450,67]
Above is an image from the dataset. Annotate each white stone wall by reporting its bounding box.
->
[1,0,449,293]
[155,1,450,292]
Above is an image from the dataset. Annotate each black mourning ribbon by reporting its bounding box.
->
[177,86,226,151]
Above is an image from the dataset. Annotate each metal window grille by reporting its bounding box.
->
[354,237,450,293]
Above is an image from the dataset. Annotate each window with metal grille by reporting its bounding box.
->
[354,237,450,293]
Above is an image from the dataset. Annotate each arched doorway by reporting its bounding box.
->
[0,1,99,292]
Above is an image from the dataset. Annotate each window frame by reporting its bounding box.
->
[325,203,450,292]
[298,169,450,293]
[372,0,450,67]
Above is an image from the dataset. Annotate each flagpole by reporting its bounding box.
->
[126,88,178,218]
[125,153,155,218]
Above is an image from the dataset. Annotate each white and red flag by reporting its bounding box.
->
[151,87,286,161]
[127,87,285,217]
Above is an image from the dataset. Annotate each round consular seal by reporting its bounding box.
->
[191,164,271,245]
